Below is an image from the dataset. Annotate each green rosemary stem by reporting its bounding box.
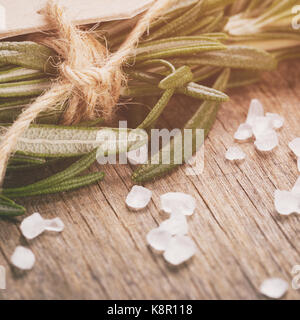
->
[3,149,98,194]
[137,88,175,129]
[132,68,230,183]
[4,172,105,198]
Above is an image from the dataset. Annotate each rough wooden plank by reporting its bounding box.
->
[0,60,300,300]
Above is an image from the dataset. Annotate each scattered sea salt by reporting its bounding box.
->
[289,138,300,158]
[143,190,197,265]
[234,123,253,141]
[225,146,246,161]
[274,189,300,215]
[159,215,188,236]
[126,185,152,210]
[146,228,172,251]
[246,98,264,127]
[266,113,284,129]
[254,130,278,152]
[20,213,65,239]
[20,212,46,240]
[44,218,64,232]
[127,144,148,165]
[163,235,196,266]
[10,246,35,270]
[160,192,196,216]
[233,99,282,154]
[260,278,288,299]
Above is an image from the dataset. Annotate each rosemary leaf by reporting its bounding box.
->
[0,125,148,157]
[159,66,193,89]
[0,42,56,73]
[0,196,26,216]
[171,45,277,70]
[147,0,204,40]
[0,79,50,98]
[0,67,46,83]
[4,172,105,198]
[137,88,175,129]
[4,149,99,195]
[9,154,46,165]
[177,82,229,102]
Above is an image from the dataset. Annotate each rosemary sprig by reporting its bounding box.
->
[132,68,230,183]
[0,0,299,209]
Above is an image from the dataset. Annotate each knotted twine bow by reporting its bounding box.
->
[0,0,173,185]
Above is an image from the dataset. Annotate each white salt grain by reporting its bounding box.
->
[10,246,35,270]
[246,99,264,127]
[159,215,188,236]
[126,185,152,210]
[274,190,300,215]
[146,228,172,251]
[160,192,196,216]
[44,218,64,232]
[127,144,148,165]
[254,130,278,152]
[234,123,253,141]
[252,116,273,138]
[289,138,300,158]
[266,113,284,129]
[260,278,288,299]
[20,212,46,240]
[225,146,246,161]
[163,235,196,266]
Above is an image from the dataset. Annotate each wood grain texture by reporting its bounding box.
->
[0,60,300,300]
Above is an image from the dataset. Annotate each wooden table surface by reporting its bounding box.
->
[0,60,300,300]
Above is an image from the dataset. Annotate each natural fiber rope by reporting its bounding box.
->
[0,0,174,185]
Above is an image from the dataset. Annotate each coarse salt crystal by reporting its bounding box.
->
[10,246,35,270]
[159,214,188,236]
[225,146,246,161]
[234,123,253,141]
[163,235,196,266]
[274,189,300,215]
[44,218,64,232]
[146,228,172,251]
[289,138,300,158]
[246,99,264,127]
[254,130,278,152]
[126,185,152,210]
[266,113,284,129]
[127,144,148,165]
[20,212,46,240]
[160,192,196,216]
[260,278,288,299]
[20,213,65,239]
[252,116,273,139]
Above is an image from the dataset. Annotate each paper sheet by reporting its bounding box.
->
[0,0,154,39]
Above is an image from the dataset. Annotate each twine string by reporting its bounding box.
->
[0,0,173,185]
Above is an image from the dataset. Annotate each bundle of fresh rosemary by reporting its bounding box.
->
[0,0,299,216]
